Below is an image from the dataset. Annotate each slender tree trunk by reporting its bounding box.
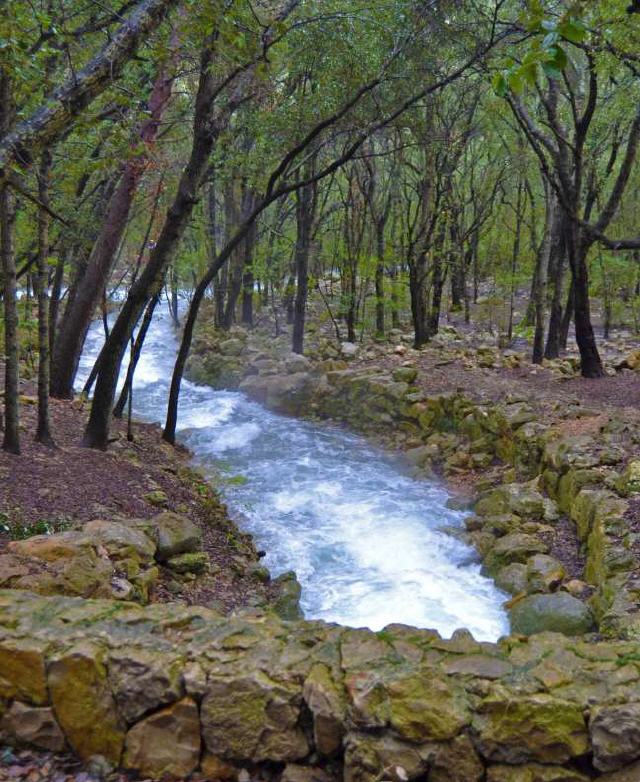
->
[560,278,574,351]
[113,291,160,417]
[1,69,19,454]
[34,148,55,444]
[48,248,67,356]
[374,220,385,339]
[544,213,566,359]
[240,191,258,327]
[292,177,317,354]
[532,186,552,365]
[51,62,174,398]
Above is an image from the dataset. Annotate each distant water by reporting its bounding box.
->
[77,302,509,640]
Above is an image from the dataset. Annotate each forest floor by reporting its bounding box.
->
[0,381,275,615]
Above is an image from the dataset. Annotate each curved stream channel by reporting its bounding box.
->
[77,302,509,641]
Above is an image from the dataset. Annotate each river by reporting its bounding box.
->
[77,301,509,641]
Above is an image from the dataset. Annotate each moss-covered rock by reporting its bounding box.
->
[483,533,548,575]
[526,555,565,594]
[494,564,528,596]
[474,693,589,763]
[48,642,126,764]
[201,672,309,762]
[486,764,589,782]
[152,512,202,562]
[166,551,209,574]
[509,593,595,636]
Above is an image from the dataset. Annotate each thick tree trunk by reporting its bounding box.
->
[410,253,429,348]
[569,234,604,377]
[34,148,55,444]
[51,63,173,398]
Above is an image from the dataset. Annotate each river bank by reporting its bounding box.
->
[0,385,294,617]
[186,312,640,641]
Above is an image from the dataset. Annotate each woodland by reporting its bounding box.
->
[3,3,640,781]
[0,0,638,455]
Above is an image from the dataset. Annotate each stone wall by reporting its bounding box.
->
[1,590,640,781]
[234,356,640,640]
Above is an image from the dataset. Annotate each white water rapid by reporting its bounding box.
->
[77,301,509,641]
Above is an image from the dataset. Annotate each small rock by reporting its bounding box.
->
[167,552,209,574]
[152,512,202,561]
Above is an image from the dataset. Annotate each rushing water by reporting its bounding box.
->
[77,301,509,641]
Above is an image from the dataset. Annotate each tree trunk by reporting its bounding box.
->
[83,45,226,449]
[0,0,178,174]
[51,62,174,398]
[532,189,553,365]
[113,291,160,417]
[292,177,317,354]
[544,214,566,359]
[0,69,19,454]
[374,219,385,339]
[34,148,55,444]
[565,220,604,377]
[410,252,429,347]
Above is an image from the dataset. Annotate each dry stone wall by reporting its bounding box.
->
[2,591,640,780]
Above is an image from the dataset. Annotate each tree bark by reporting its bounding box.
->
[0,0,178,175]
[83,44,229,449]
[292,176,317,354]
[51,61,174,398]
[0,68,19,454]
[34,148,55,444]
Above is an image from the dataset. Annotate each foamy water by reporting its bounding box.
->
[77,301,509,640]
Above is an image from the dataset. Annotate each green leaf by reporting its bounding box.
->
[558,18,587,43]
[492,72,508,98]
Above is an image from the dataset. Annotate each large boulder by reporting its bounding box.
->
[509,593,595,636]
[7,532,115,599]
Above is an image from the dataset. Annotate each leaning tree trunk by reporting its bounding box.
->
[51,62,174,399]
[113,291,161,418]
[0,0,178,176]
[83,45,226,449]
